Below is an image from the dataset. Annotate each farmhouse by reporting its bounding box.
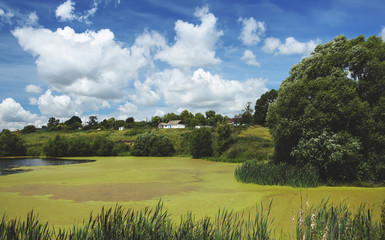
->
[158,120,186,129]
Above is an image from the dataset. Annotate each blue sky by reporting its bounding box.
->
[0,0,384,130]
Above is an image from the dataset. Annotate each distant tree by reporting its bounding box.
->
[151,116,162,127]
[113,120,126,130]
[164,113,179,122]
[180,110,194,126]
[132,132,175,156]
[254,89,278,126]
[215,123,233,156]
[191,112,207,126]
[190,128,213,158]
[43,135,68,157]
[47,117,59,130]
[241,102,253,124]
[0,129,26,156]
[91,136,115,156]
[65,116,82,130]
[126,117,134,124]
[87,116,98,127]
[21,125,37,134]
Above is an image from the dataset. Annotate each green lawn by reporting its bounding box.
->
[0,156,384,237]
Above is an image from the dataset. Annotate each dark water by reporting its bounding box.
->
[0,158,95,176]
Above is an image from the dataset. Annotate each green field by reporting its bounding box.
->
[0,156,384,237]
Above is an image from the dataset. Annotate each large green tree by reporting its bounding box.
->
[254,89,278,126]
[190,127,213,158]
[267,35,385,182]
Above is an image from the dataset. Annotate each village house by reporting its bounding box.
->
[158,120,186,129]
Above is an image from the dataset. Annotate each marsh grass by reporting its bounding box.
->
[234,161,320,188]
[0,200,275,240]
[294,197,385,240]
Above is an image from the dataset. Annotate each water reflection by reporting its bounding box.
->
[0,158,95,176]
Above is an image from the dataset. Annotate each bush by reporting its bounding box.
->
[0,129,26,156]
[189,128,213,158]
[234,161,319,188]
[21,125,37,134]
[44,135,116,157]
[132,132,175,157]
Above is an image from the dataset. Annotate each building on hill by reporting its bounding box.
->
[158,120,185,129]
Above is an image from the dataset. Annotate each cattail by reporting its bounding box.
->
[311,213,316,230]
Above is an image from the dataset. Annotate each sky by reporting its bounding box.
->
[0,0,385,130]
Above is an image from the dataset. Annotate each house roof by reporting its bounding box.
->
[168,120,182,125]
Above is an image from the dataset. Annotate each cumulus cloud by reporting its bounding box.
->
[241,50,260,67]
[35,90,82,118]
[263,37,319,56]
[136,68,267,114]
[380,27,385,41]
[238,17,265,46]
[25,84,42,93]
[118,102,138,119]
[12,26,163,100]
[0,98,40,130]
[55,0,75,21]
[155,6,223,68]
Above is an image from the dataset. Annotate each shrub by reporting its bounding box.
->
[43,135,68,157]
[234,161,319,188]
[0,129,26,156]
[132,132,175,157]
[189,128,213,158]
[91,136,115,156]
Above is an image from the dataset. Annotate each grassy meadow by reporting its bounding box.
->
[0,156,384,237]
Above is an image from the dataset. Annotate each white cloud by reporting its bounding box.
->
[155,6,223,68]
[262,37,281,53]
[241,50,260,67]
[0,98,40,130]
[380,27,385,41]
[25,84,42,93]
[55,0,98,24]
[12,26,161,100]
[118,102,138,119]
[137,68,267,114]
[55,0,75,21]
[238,17,265,46]
[262,36,318,56]
[26,12,39,26]
[0,7,38,27]
[36,90,82,118]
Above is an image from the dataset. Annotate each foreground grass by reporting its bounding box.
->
[1,199,384,239]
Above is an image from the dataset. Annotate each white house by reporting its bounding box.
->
[158,120,185,129]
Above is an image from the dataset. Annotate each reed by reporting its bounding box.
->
[234,161,320,188]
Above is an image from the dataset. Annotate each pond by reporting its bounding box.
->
[0,158,95,176]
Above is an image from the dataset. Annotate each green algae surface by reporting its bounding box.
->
[0,157,384,235]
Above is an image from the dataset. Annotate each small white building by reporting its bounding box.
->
[158,120,185,129]
[118,127,125,131]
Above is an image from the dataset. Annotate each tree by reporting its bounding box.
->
[254,89,278,126]
[43,135,68,157]
[190,127,213,158]
[0,129,26,156]
[151,116,162,127]
[241,102,253,124]
[132,132,175,156]
[267,35,385,182]
[126,117,134,124]
[21,125,37,134]
[87,116,98,127]
[47,117,59,130]
[180,110,194,126]
[215,123,233,156]
[191,112,207,126]
[164,113,179,123]
[91,136,114,156]
[65,116,82,130]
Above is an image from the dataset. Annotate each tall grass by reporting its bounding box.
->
[1,199,384,239]
[234,161,320,188]
[0,200,274,240]
[295,198,385,240]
